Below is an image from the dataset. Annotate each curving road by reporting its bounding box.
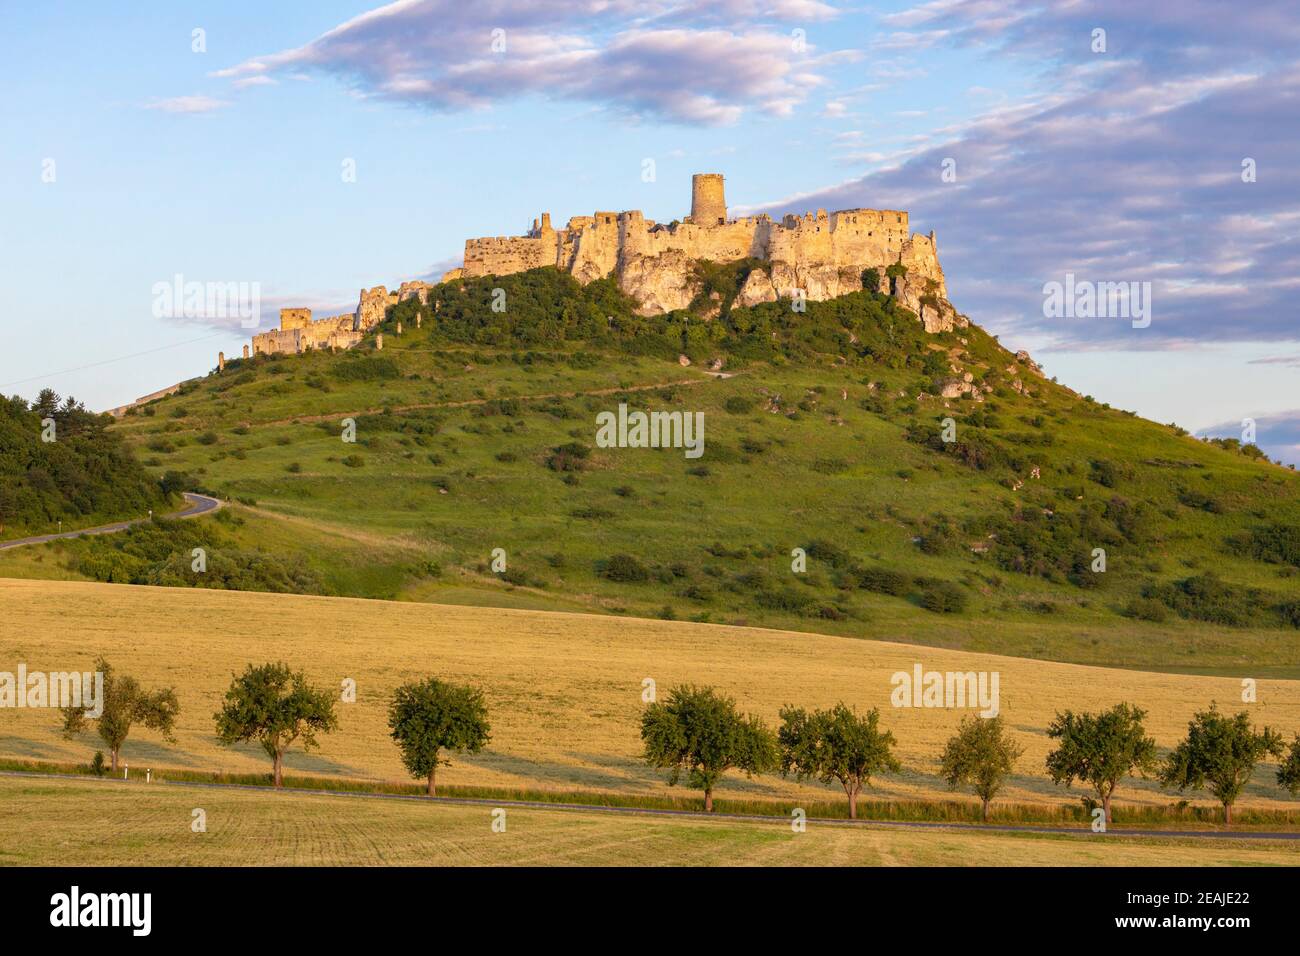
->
[0,492,222,551]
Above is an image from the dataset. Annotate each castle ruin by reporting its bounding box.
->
[246,281,433,358]
[442,173,957,328]
[235,173,958,369]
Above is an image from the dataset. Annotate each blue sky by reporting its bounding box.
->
[2,0,1298,463]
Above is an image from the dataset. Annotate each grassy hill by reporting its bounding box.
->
[4,265,1298,670]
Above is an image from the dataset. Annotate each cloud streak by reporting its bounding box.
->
[144,95,229,114]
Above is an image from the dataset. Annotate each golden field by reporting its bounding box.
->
[1,775,1296,867]
[2,578,1298,815]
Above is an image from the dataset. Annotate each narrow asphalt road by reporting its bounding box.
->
[0,492,222,551]
[4,770,1295,842]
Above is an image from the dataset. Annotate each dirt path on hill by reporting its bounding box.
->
[254,374,722,428]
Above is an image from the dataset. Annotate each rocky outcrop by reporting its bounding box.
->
[736,268,778,307]
[398,280,431,304]
[355,286,391,331]
[939,372,976,399]
[1015,350,1045,376]
[618,250,700,316]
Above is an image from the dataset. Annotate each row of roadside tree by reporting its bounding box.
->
[60,661,1300,825]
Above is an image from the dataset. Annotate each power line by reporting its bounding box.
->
[1,331,230,390]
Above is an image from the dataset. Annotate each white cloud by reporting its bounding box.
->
[144,95,229,114]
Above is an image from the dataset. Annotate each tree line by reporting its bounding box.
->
[641,688,1299,825]
[59,664,1300,826]
[0,389,170,537]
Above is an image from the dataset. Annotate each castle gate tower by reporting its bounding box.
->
[690,173,727,224]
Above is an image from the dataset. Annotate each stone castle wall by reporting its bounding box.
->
[105,382,185,418]
[251,309,362,356]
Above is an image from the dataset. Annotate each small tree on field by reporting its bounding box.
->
[388,677,491,796]
[779,703,901,819]
[939,715,1024,821]
[213,662,337,788]
[61,657,179,772]
[1159,704,1282,826]
[640,685,776,812]
[1045,703,1157,824]
[1278,736,1300,796]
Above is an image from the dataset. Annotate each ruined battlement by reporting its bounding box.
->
[249,308,362,357]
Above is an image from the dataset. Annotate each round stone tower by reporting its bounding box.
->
[690,173,727,225]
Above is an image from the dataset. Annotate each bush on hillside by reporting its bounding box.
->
[919,580,968,613]
[602,553,650,583]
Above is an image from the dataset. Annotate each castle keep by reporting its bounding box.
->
[241,173,958,365]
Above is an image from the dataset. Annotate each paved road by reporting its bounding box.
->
[4,770,1295,841]
[0,492,222,551]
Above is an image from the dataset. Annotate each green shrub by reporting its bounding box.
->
[1144,573,1262,627]
[804,539,851,569]
[546,442,591,472]
[602,553,650,583]
[919,581,968,613]
[855,567,911,596]
[1231,524,1300,568]
[331,356,400,382]
[723,396,755,414]
[1125,597,1169,623]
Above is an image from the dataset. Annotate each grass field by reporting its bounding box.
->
[3,578,1298,820]
[2,775,1296,867]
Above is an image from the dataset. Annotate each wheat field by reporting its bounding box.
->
[1,775,1296,867]
[3,578,1298,815]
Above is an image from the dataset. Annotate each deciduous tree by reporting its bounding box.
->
[61,657,178,772]
[388,677,490,796]
[779,703,900,819]
[1159,704,1282,825]
[1045,703,1157,824]
[939,715,1023,821]
[214,662,337,788]
[641,684,776,812]
[1277,735,1300,796]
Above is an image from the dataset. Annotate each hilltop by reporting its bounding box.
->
[5,262,1297,672]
